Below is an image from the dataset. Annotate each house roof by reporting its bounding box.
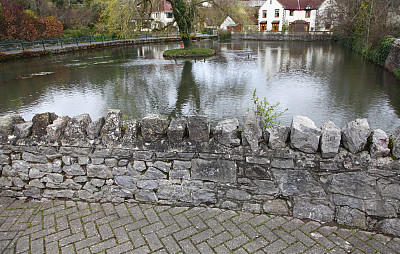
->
[277,0,325,10]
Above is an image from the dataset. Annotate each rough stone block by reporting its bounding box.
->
[136,189,158,202]
[214,118,240,147]
[0,154,9,165]
[87,117,105,140]
[32,112,58,137]
[253,180,279,195]
[141,114,169,142]
[370,129,390,158]
[272,169,326,199]
[320,121,341,158]
[264,126,290,149]
[157,185,191,202]
[0,114,24,138]
[342,118,370,153]
[326,172,378,200]
[14,121,32,139]
[101,109,123,142]
[64,114,92,140]
[221,201,239,210]
[192,159,236,183]
[293,198,335,222]
[290,116,321,153]
[390,126,400,159]
[167,118,187,143]
[336,206,367,229]
[122,120,140,143]
[62,164,86,176]
[242,112,262,152]
[110,186,133,198]
[263,200,289,215]
[226,189,251,200]
[87,165,113,179]
[22,153,47,164]
[137,180,158,190]
[188,115,210,142]
[46,116,70,142]
[115,176,135,189]
[376,218,400,236]
[143,167,166,179]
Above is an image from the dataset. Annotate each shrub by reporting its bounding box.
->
[250,89,288,128]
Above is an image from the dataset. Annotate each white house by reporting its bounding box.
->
[150,0,174,29]
[258,0,334,32]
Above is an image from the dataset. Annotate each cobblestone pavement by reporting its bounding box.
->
[0,197,399,254]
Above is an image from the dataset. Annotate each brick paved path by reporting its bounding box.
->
[0,197,399,254]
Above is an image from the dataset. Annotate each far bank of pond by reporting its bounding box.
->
[0,40,399,133]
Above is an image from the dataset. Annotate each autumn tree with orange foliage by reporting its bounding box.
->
[0,0,63,41]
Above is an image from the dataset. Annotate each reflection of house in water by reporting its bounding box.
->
[256,42,336,78]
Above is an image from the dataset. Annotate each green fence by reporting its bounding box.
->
[0,32,183,52]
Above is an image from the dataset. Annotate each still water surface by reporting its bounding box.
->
[1,40,400,132]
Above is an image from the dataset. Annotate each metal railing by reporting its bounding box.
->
[0,32,184,53]
[232,30,333,35]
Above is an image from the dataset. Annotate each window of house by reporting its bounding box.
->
[290,10,294,16]
[275,9,279,18]
[263,10,267,18]
[260,23,267,31]
[306,10,311,18]
[166,12,173,18]
[272,22,279,31]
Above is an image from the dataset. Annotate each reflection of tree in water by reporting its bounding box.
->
[170,61,200,118]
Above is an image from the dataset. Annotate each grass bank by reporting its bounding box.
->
[334,35,394,67]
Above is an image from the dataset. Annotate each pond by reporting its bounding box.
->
[1,40,400,133]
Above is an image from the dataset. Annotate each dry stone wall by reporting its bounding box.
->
[0,110,400,236]
[231,32,332,41]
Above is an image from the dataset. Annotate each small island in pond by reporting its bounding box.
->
[163,48,216,59]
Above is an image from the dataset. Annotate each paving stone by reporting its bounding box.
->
[243,236,269,252]
[188,216,208,231]
[196,241,214,253]
[106,241,134,254]
[282,241,308,254]
[59,232,86,247]
[45,241,60,254]
[161,235,181,253]
[263,239,288,254]
[304,244,328,254]
[61,244,75,254]
[214,244,231,254]
[207,231,232,247]
[128,230,147,248]
[31,238,44,254]
[225,234,249,250]
[45,229,71,243]
[346,235,378,253]
[74,235,101,250]
[291,229,316,247]
[257,224,279,242]
[178,238,200,254]
[238,222,260,239]
[89,238,116,253]
[1,198,399,254]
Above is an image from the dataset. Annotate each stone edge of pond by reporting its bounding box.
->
[0,35,218,62]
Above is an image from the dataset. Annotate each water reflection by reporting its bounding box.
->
[170,61,201,118]
[0,40,399,132]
